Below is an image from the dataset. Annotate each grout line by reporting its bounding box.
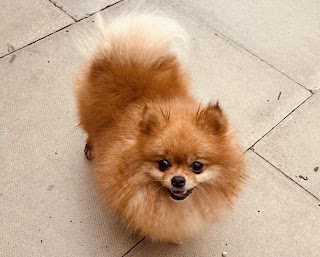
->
[250,149,320,202]
[0,0,126,59]
[122,237,146,257]
[48,0,76,21]
[250,93,313,148]
[0,24,74,59]
[174,2,314,94]
[75,0,125,22]
[223,39,313,94]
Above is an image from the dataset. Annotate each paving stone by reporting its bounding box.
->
[0,0,74,57]
[186,22,311,148]
[52,0,120,20]
[254,91,320,199]
[126,151,320,257]
[175,0,320,92]
[0,16,140,257]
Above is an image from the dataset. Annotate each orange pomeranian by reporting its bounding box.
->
[74,13,245,243]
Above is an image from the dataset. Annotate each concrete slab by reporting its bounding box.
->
[127,150,320,257]
[254,91,320,199]
[175,0,320,92]
[165,1,311,149]
[0,16,141,257]
[52,0,120,20]
[185,20,311,148]
[0,0,74,57]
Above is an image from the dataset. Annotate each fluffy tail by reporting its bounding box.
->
[94,13,189,65]
[75,13,190,135]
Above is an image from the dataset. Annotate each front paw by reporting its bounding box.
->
[84,142,94,160]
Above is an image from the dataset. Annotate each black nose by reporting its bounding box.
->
[171,176,186,188]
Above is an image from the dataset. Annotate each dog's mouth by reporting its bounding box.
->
[168,189,193,201]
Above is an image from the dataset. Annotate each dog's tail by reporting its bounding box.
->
[75,13,191,135]
[94,12,189,66]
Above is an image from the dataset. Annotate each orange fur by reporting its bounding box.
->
[74,13,245,243]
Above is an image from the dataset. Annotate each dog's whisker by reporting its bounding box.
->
[143,180,158,186]
[196,185,210,194]
[153,184,165,194]
[143,179,165,187]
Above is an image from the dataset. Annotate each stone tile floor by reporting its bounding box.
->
[1,0,319,256]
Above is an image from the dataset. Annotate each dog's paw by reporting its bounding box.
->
[84,142,94,160]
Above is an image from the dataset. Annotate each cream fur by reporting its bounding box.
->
[79,12,189,65]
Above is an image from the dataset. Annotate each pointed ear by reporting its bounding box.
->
[139,104,167,135]
[196,102,229,135]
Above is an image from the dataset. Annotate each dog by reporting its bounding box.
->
[74,13,245,243]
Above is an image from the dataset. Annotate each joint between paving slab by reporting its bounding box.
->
[250,149,320,203]
[174,2,314,94]
[0,0,126,59]
[0,23,74,59]
[230,46,314,94]
[98,0,126,12]
[48,0,76,21]
[250,94,313,149]
[219,37,313,94]
[121,236,146,257]
[75,0,126,22]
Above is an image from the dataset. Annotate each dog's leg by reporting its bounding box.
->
[84,137,94,160]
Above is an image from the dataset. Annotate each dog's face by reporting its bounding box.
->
[137,101,231,201]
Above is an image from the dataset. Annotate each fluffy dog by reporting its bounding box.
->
[74,13,245,243]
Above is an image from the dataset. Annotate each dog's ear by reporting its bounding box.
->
[196,102,229,135]
[139,104,168,135]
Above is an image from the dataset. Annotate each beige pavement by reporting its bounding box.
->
[1,0,319,256]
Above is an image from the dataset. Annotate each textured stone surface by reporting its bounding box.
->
[52,0,120,20]
[0,17,140,257]
[184,15,311,148]
[254,91,320,199]
[175,0,320,92]
[0,0,73,57]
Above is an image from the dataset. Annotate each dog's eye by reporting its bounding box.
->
[190,161,204,174]
[157,159,171,172]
